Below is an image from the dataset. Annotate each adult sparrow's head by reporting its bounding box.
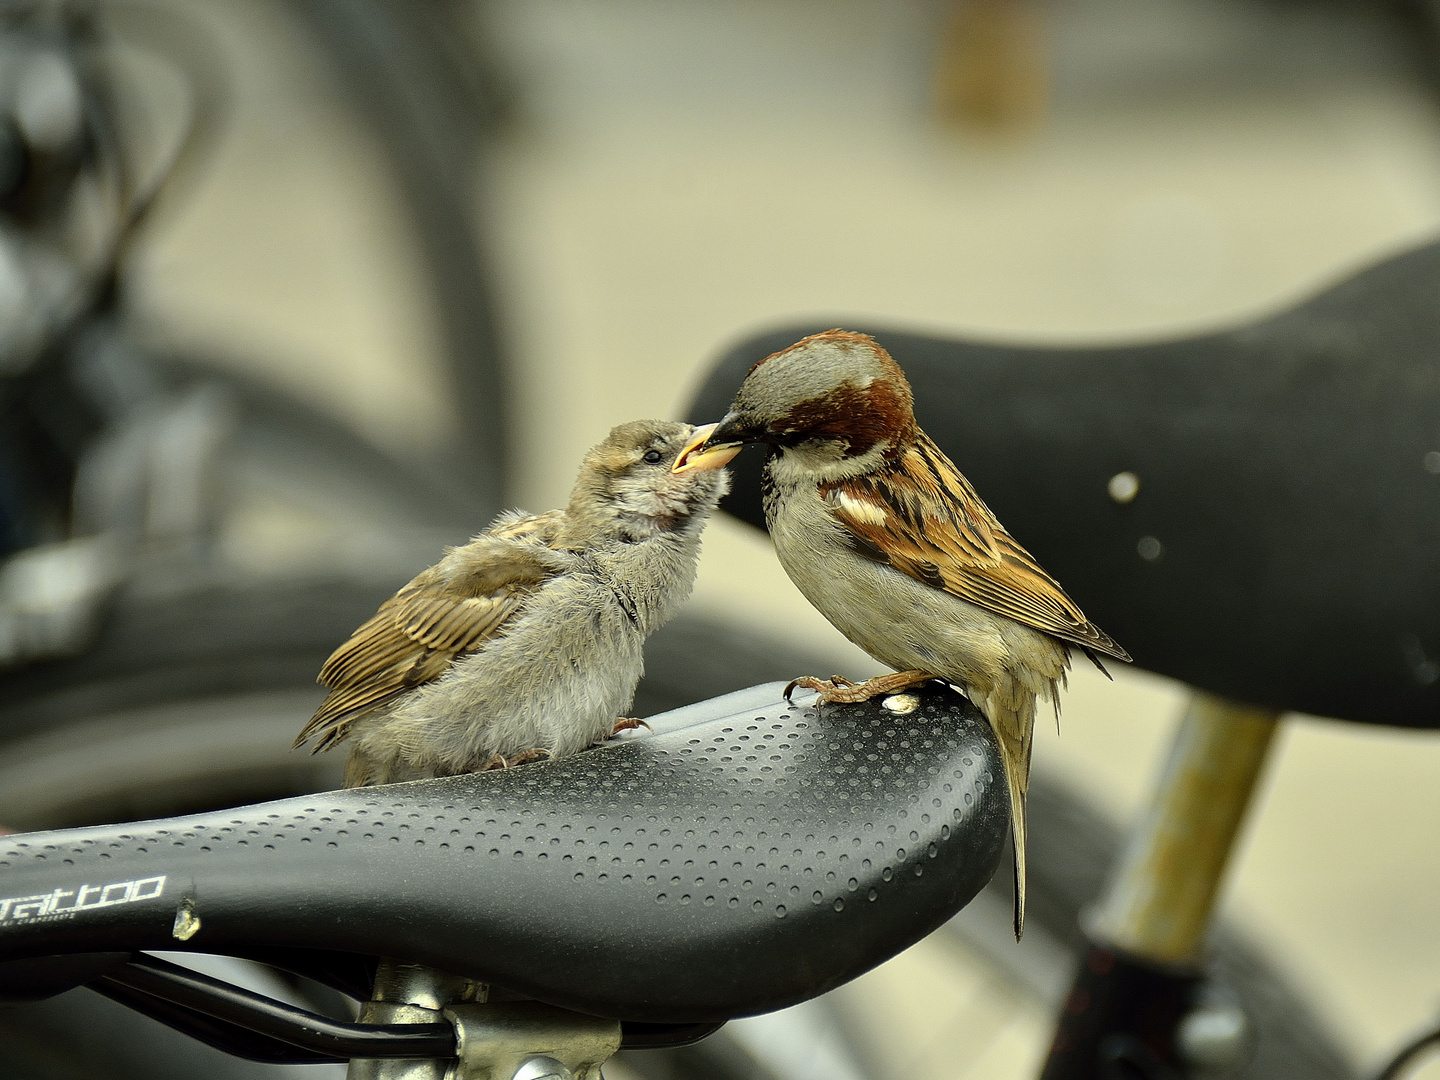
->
[691,330,918,476]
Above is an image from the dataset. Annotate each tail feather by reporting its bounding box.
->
[1001,745,1029,940]
[982,689,1035,942]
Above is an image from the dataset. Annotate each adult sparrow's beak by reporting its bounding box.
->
[672,422,743,474]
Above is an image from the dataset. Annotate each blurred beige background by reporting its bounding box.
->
[129,0,1440,1074]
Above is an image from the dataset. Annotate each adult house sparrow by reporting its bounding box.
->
[679,330,1129,937]
[294,419,739,787]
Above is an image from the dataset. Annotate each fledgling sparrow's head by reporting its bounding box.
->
[564,419,738,546]
[699,330,917,468]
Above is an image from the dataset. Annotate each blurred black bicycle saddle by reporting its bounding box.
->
[689,240,1440,729]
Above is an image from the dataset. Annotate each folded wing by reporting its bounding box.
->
[824,432,1130,662]
[294,535,560,752]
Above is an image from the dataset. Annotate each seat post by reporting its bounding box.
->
[1098,692,1280,962]
[1041,692,1281,1079]
[348,959,487,1080]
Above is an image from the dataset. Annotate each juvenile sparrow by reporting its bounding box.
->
[680,330,1129,937]
[295,419,738,787]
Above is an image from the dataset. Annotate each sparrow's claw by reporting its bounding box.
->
[784,675,856,703]
[610,717,651,737]
[785,670,937,705]
[783,676,826,702]
[482,748,551,770]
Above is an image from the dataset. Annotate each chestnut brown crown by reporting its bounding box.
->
[709,330,917,458]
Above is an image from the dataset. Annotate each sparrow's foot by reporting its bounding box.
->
[784,670,936,705]
[481,748,551,770]
[782,674,854,702]
[609,717,652,737]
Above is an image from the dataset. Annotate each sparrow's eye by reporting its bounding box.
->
[642,449,664,465]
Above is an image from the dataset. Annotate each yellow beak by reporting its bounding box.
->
[672,423,743,474]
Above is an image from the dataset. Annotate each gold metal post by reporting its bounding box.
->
[1095,692,1281,965]
[348,960,486,1080]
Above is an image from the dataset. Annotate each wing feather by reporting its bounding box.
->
[294,530,558,753]
[825,432,1130,661]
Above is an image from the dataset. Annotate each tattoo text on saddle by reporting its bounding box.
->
[0,874,166,926]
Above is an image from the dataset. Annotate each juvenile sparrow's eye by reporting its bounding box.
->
[642,450,664,464]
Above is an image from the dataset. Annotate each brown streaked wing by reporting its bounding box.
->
[825,431,1130,661]
[294,544,554,752]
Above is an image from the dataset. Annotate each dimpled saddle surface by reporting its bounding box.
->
[0,682,1007,1021]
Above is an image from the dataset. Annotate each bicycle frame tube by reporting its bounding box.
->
[1098,692,1280,964]
[1042,692,1280,1079]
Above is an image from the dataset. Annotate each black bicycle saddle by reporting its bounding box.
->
[687,240,1440,728]
[0,682,1007,1022]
